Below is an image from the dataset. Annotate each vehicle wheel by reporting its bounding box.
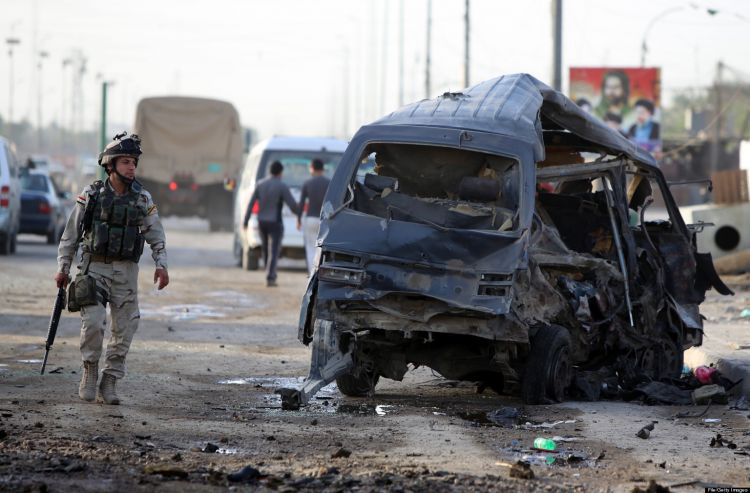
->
[0,233,10,255]
[209,217,221,232]
[521,324,572,405]
[336,370,379,397]
[9,231,17,254]
[241,246,260,271]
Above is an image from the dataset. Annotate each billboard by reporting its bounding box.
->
[569,67,661,153]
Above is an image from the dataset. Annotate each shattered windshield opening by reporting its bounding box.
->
[349,143,521,232]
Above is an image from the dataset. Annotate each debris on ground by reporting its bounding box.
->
[332,447,352,459]
[636,422,656,439]
[730,395,749,411]
[532,437,556,451]
[522,420,576,429]
[692,384,727,405]
[631,479,671,493]
[508,460,534,479]
[201,442,219,453]
[227,465,262,482]
[709,434,737,449]
[486,407,520,427]
[143,464,189,478]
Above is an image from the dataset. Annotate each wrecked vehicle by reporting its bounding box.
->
[278,73,732,409]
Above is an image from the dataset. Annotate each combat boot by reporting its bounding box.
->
[97,373,120,405]
[78,361,98,402]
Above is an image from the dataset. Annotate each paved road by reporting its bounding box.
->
[0,219,748,492]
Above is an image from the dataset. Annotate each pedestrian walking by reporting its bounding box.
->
[297,158,330,275]
[242,160,299,287]
[55,132,169,405]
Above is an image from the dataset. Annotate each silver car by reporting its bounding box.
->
[0,136,21,255]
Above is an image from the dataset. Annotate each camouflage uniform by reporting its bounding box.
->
[57,179,167,380]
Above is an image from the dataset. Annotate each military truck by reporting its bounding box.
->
[133,97,243,230]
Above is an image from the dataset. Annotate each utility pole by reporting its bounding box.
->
[37,50,49,150]
[463,0,470,88]
[711,60,724,173]
[6,38,21,126]
[60,57,71,146]
[551,0,563,91]
[99,80,112,180]
[425,0,432,99]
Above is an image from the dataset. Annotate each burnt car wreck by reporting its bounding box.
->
[278,73,732,410]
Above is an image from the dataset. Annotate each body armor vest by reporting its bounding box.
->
[83,182,146,261]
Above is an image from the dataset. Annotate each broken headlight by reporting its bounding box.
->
[318,266,366,285]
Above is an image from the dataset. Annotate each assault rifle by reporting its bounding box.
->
[41,286,66,375]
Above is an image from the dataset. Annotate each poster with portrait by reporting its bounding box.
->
[569,67,661,153]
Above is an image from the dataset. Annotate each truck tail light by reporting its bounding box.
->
[0,186,8,208]
[252,202,259,214]
[169,181,178,191]
[38,201,51,214]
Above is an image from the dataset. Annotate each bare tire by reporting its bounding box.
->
[336,370,379,397]
[521,325,572,405]
[9,232,16,253]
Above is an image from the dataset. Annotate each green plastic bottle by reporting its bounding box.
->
[533,437,556,451]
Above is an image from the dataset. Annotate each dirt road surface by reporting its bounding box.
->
[1,219,748,492]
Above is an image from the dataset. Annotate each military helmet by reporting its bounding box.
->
[98,132,142,167]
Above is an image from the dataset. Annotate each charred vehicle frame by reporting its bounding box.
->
[278,74,732,409]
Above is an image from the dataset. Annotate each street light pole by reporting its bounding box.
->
[37,50,49,150]
[6,38,21,127]
[99,80,113,180]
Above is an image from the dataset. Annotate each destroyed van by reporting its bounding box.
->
[278,74,732,409]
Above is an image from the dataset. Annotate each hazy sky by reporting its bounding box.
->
[2,0,748,142]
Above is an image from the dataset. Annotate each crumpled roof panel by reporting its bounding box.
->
[372,73,657,167]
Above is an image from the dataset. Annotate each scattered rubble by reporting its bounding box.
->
[227,465,261,482]
[331,447,352,459]
[508,460,535,479]
[636,422,656,440]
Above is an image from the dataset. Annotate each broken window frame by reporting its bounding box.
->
[535,157,638,326]
[330,129,535,238]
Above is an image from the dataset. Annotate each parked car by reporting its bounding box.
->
[19,170,67,244]
[0,136,21,255]
[277,74,732,410]
[233,136,349,270]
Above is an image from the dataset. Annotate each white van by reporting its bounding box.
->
[0,136,21,255]
[233,136,348,270]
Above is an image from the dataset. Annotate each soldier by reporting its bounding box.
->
[54,132,169,405]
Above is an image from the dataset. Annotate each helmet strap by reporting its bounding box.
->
[114,169,134,186]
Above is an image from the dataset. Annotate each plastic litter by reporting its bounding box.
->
[740,308,750,318]
[694,366,717,385]
[533,437,556,451]
[523,419,576,429]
